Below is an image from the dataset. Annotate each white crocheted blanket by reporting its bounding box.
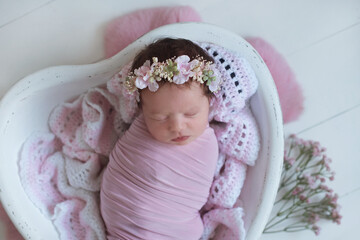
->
[19,42,260,240]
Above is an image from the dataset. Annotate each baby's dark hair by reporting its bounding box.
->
[131,38,215,99]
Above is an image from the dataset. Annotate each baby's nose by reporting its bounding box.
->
[169,116,185,132]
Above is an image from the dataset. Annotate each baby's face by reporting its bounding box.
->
[141,82,210,145]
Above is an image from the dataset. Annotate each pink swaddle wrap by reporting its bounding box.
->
[100,114,218,240]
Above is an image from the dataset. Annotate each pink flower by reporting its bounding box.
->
[299,194,307,201]
[303,173,317,189]
[292,186,303,195]
[320,184,333,193]
[331,208,342,224]
[330,194,338,205]
[208,67,221,92]
[147,81,159,92]
[285,156,295,166]
[309,213,320,224]
[312,142,322,157]
[173,55,191,84]
[134,60,151,89]
[312,225,321,235]
[329,172,335,181]
[189,59,204,80]
[304,141,311,148]
[322,155,332,171]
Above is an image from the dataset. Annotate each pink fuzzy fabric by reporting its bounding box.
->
[105,6,202,58]
[245,37,304,123]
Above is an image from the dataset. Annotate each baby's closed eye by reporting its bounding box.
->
[185,112,198,117]
[184,107,201,117]
[150,115,168,121]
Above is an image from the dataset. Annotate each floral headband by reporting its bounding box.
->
[124,55,221,101]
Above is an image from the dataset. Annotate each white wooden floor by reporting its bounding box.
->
[0,0,359,239]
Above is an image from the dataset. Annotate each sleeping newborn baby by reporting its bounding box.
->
[100,38,221,240]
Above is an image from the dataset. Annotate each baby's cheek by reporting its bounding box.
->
[148,122,167,139]
[143,119,157,135]
[194,119,208,136]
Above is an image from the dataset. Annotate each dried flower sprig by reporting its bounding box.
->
[263,134,342,236]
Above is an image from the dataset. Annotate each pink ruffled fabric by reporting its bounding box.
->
[100,114,218,239]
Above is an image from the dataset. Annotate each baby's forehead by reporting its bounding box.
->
[142,82,204,100]
[141,83,208,113]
